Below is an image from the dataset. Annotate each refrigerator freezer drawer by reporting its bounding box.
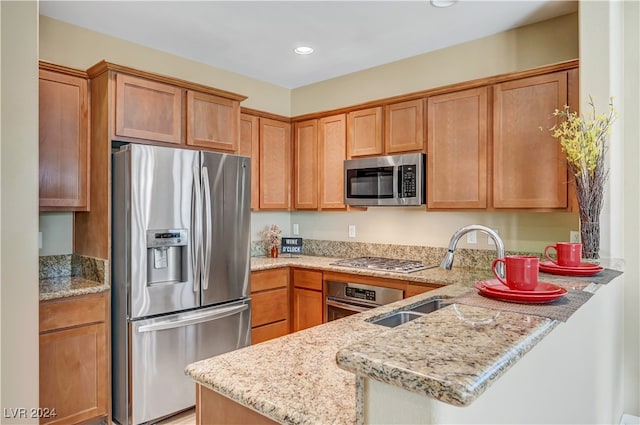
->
[125,299,251,425]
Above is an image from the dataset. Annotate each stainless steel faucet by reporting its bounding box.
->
[440,225,506,277]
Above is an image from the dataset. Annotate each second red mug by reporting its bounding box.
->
[492,255,540,291]
[544,242,582,267]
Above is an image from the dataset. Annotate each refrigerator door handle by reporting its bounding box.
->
[201,166,213,291]
[137,303,249,333]
[192,165,202,292]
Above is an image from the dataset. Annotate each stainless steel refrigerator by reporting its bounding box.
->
[112,144,251,425]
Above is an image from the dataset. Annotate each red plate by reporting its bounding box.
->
[540,260,601,270]
[539,262,604,277]
[476,279,564,295]
[474,282,567,303]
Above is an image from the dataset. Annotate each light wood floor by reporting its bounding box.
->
[156,408,196,425]
[112,408,196,425]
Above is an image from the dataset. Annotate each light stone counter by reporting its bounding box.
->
[186,256,621,425]
[39,276,110,301]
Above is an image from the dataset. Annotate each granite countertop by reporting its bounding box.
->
[188,258,621,425]
[39,276,110,301]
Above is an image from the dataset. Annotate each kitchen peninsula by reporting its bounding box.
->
[186,256,624,425]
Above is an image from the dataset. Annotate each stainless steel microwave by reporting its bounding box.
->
[344,153,426,206]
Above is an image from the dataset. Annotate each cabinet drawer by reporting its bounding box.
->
[292,269,323,291]
[251,288,288,328]
[251,320,289,345]
[251,268,289,293]
[40,293,107,333]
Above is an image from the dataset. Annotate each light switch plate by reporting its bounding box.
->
[570,230,580,243]
[348,224,356,238]
[293,224,299,235]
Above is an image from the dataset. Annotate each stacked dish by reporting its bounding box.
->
[475,279,567,304]
[539,261,603,277]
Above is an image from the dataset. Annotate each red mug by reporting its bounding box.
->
[492,255,540,291]
[544,242,582,267]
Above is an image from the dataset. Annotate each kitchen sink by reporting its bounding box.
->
[369,298,450,328]
[406,298,448,314]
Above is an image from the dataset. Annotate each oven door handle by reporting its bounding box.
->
[325,298,374,314]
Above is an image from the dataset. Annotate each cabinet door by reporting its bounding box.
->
[347,107,383,157]
[239,113,260,210]
[294,119,318,209]
[318,114,347,209]
[259,118,292,210]
[493,72,568,208]
[40,323,107,425]
[186,90,239,152]
[292,288,323,332]
[427,87,488,209]
[39,69,89,211]
[115,73,183,144]
[385,99,425,153]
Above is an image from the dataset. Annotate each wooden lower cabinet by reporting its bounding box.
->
[39,292,109,425]
[250,269,290,343]
[196,384,277,425]
[292,269,324,331]
[292,287,324,332]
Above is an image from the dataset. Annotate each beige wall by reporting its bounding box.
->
[39,13,581,253]
[39,16,291,116]
[580,0,640,416]
[291,13,578,115]
[289,12,580,253]
[1,1,40,421]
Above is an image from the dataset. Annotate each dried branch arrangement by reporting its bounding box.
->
[550,96,617,258]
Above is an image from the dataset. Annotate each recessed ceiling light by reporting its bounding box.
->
[430,0,457,7]
[294,46,314,55]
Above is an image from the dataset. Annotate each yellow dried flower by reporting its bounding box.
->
[549,96,617,177]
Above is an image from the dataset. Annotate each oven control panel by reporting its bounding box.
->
[345,286,376,302]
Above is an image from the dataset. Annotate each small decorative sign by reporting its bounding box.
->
[281,237,303,255]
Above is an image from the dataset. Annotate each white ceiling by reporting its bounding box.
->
[39,0,578,89]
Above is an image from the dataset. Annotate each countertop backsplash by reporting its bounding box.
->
[39,253,107,283]
[251,239,536,271]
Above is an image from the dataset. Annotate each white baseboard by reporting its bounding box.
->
[621,413,640,425]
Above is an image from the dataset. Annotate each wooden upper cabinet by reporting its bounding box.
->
[259,118,292,210]
[385,99,425,154]
[239,113,260,210]
[347,106,383,157]
[427,87,488,209]
[39,68,90,211]
[493,71,568,209]
[115,73,183,144]
[186,90,239,152]
[294,120,318,209]
[318,114,347,209]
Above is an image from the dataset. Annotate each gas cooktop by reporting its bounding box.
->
[330,256,434,274]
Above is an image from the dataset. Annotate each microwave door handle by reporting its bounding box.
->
[191,165,202,292]
[137,303,249,333]
[201,166,212,291]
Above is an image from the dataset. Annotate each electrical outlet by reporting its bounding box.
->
[466,231,477,244]
[570,230,580,243]
[348,224,356,238]
[38,232,43,250]
[488,228,499,246]
[293,223,299,235]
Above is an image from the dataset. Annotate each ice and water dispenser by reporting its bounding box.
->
[146,229,188,285]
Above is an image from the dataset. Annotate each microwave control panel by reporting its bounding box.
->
[398,165,417,198]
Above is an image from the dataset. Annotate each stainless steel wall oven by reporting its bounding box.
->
[325,280,404,322]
